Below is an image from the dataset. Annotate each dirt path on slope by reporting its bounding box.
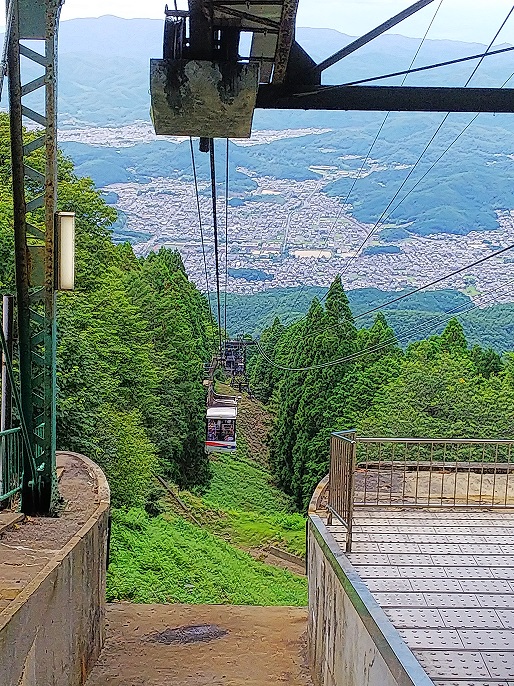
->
[86,603,312,686]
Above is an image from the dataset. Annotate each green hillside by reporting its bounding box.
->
[225,287,514,352]
[107,508,307,606]
[108,401,308,606]
[251,277,514,509]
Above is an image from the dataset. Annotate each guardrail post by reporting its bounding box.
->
[327,430,357,552]
[346,437,357,553]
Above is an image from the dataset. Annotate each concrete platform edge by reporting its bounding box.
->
[308,514,435,686]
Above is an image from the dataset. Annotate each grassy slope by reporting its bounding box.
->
[183,441,307,557]
[107,393,308,606]
[107,507,307,605]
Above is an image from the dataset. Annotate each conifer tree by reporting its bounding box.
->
[439,317,468,354]
[250,317,286,403]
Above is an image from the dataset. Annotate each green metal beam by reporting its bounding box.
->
[8,0,62,513]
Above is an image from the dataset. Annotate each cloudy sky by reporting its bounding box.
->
[57,0,514,44]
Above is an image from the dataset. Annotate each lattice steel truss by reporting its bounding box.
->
[7,0,62,512]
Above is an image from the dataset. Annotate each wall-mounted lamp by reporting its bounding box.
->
[55,212,75,291]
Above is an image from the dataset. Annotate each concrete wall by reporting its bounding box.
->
[307,515,434,686]
[0,454,110,686]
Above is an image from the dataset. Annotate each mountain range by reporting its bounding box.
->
[7,17,514,245]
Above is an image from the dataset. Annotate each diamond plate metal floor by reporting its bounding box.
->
[328,509,514,686]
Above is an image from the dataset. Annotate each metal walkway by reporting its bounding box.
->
[328,509,514,686]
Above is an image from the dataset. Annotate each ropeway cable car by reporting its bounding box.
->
[223,340,246,376]
[205,392,238,454]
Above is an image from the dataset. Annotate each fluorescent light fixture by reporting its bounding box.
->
[56,212,75,291]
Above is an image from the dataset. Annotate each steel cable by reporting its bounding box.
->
[257,277,514,372]
[337,4,514,280]
[209,139,224,357]
[256,241,514,370]
[282,0,446,318]
[223,138,229,340]
[189,137,217,349]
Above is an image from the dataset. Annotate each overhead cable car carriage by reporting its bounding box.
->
[205,392,238,454]
[150,1,283,453]
[203,358,239,454]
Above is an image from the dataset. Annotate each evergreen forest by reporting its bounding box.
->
[0,115,307,605]
[250,277,514,509]
[0,114,212,509]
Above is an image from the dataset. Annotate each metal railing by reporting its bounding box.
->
[327,434,514,552]
[0,427,22,504]
[326,431,357,552]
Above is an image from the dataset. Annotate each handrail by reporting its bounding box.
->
[327,430,356,552]
[0,325,38,491]
[358,437,514,445]
[332,430,357,440]
[0,426,23,503]
[327,433,514,553]
[0,427,21,436]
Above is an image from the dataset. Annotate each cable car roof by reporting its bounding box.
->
[207,406,238,419]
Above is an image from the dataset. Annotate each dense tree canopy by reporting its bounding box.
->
[252,276,512,509]
[0,114,214,507]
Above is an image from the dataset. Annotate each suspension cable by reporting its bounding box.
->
[281,3,513,329]
[209,138,224,357]
[341,44,514,88]
[257,276,514,373]
[333,4,514,286]
[255,9,514,373]
[353,244,514,321]
[283,0,445,318]
[380,72,514,229]
[223,138,229,340]
[260,63,514,361]
[465,6,514,86]
[189,137,217,348]
[257,239,514,369]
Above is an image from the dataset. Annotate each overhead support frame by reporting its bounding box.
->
[8,0,62,513]
[256,85,514,113]
[311,0,437,75]
[255,0,514,114]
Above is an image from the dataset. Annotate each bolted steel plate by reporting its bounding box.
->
[410,579,463,593]
[498,611,514,629]
[413,649,490,679]
[460,579,508,593]
[459,630,514,650]
[354,565,402,578]
[493,569,514,580]
[477,594,514,609]
[365,578,413,592]
[373,592,427,607]
[383,607,446,628]
[423,592,480,608]
[439,608,503,629]
[398,628,464,649]
[483,652,514,679]
[453,567,495,579]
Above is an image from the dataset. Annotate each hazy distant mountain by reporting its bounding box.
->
[5,15,513,127]
[7,15,514,240]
